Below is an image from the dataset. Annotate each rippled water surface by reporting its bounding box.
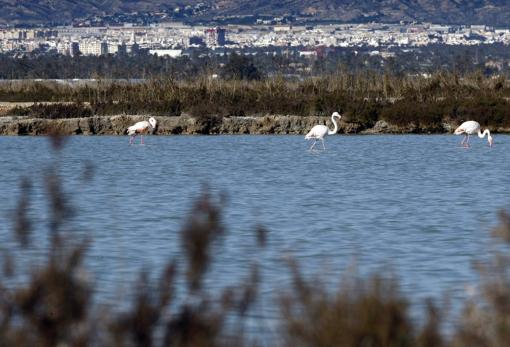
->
[1,134,509,326]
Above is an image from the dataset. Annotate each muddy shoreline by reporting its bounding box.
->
[0,114,508,136]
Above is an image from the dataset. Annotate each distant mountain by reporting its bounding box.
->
[1,0,510,26]
[0,0,179,25]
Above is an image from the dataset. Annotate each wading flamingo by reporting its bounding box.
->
[127,117,157,145]
[305,112,342,150]
[454,121,493,148]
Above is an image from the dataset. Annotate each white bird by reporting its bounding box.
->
[127,117,157,145]
[454,120,493,148]
[305,112,342,150]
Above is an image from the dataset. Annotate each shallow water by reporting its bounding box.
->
[1,134,509,331]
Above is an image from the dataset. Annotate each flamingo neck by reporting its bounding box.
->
[478,129,490,139]
[328,116,339,135]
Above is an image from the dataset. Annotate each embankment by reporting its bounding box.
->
[0,114,509,136]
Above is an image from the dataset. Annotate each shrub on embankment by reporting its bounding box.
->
[2,72,510,131]
[379,97,510,131]
[7,102,93,119]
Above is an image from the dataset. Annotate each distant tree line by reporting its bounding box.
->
[2,43,510,80]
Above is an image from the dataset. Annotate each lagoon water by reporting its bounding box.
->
[1,135,509,331]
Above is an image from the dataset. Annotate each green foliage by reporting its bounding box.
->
[455,96,510,128]
[220,52,262,81]
[380,100,443,131]
[91,99,181,116]
[7,102,93,119]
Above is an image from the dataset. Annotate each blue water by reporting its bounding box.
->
[1,135,509,331]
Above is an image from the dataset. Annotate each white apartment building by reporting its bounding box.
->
[79,41,108,55]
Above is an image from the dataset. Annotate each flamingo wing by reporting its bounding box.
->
[127,121,150,135]
[455,121,480,135]
[463,121,480,135]
[305,125,328,139]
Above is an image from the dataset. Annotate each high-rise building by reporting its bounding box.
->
[70,42,80,56]
[101,41,108,55]
[205,28,216,47]
[217,28,226,46]
[204,27,226,47]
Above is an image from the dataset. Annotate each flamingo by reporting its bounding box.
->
[454,120,493,148]
[305,112,342,150]
[127,117,157,145]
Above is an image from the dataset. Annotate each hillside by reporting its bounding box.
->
[1,0,510,26]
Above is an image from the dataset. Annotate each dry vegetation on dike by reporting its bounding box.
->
[1,135,510,346]
[1,71,510,134]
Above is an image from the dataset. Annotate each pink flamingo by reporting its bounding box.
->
[454,121,493,148]
[127,117,157,145]
[305,112,341,150]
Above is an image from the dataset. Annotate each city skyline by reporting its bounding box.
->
[1,22,508,58]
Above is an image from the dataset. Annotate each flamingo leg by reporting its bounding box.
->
[309,139,317,150]
[321,138,325,150]
[129,135,136,144]
[465,134,470,147]
[141,135,144,145]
